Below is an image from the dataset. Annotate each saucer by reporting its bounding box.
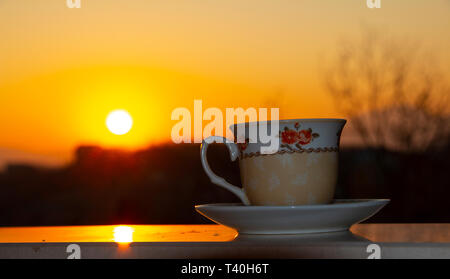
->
[195,199,389,235]
[232,230,370,243]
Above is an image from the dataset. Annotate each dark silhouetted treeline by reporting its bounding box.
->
[0,143,449,226]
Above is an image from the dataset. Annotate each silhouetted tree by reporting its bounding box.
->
[324,26,449,152]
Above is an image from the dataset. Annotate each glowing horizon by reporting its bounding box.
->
[0,0,449,164]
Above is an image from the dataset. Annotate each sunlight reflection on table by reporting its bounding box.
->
[0,225,238,243]
[0,224,449,244]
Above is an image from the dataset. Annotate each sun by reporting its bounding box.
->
[106,110,133,135]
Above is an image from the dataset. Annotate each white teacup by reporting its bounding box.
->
[201,119,346,206]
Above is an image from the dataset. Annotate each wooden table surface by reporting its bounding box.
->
[0,224,449,258]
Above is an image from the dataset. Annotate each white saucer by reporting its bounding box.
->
[195,199,389,235]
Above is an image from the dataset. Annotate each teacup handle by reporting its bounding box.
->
[200,136,250,205]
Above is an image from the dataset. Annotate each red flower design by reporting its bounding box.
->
[297,129,312,145]
[294,122,300,129]
[238,142,248,151]
[281,130,298,144]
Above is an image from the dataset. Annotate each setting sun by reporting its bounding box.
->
[106,110,133,135]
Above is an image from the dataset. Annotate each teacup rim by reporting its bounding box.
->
[231,118,347,128]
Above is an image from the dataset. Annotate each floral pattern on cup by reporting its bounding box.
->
[233,120,343,157]
[280,123,319,146]
[281,129,299,144]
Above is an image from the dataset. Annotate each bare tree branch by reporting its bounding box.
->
[323,27,450,152]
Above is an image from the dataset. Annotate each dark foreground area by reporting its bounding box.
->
[0,143,448,226]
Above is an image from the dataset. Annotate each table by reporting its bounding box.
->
[0,224,449,258]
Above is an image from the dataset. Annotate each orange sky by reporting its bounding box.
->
[0,0,449,167]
